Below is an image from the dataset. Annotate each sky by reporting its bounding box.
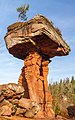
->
[0,0,75,84]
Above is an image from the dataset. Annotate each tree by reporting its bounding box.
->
[71,76,75,84]
[49,77,75,118]
[17,4,30,21]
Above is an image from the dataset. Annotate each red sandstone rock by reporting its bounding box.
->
[31,102,40,114]
[4,15,70,60]
[0,105,11,116]
[3,89,15,99]
[4,14,70,119]
[0,100,11,107]
[0,95,4,102]
[0,83,42,118]
[0,103,12,116]
[16,108,26,116]
[18,52,54,118]
[12,99,19,105]
[19,98,32,109]
[24,110,35,118]
[7,83,24,94]
[0,116,70,120]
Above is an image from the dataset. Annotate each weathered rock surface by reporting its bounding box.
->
[0,115,70,120]
[18,51,54,118]
[4,14,70,119]
[0,83,40,118]
[67,105,75,118]
[5,14,70,60]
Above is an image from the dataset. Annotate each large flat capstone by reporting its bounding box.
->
[4,14,70,60]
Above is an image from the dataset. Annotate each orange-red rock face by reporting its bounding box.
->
[18,51,54,118]
[3,15,70,119]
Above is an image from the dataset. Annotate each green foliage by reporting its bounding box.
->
[17,4,30,21]
[49,76,75,117]
[55,104,60,117]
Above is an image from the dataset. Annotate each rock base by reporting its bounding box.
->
[0,83,41,119]
[0,116,55,120]
[0,83,69,120]
[0,115,70,120]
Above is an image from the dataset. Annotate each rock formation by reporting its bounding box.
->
[4,14,70,119]
[0,83,40,118]
[67,105,75,118]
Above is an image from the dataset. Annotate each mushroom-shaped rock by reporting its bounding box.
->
[4,14,70,119]
[4,14,70,60]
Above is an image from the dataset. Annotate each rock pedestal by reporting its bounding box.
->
[18,51,53,118]
[4,14,70,119]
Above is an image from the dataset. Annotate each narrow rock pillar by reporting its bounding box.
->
[19,51,42,102]
[42,60,54,117]
[18,51,54,118]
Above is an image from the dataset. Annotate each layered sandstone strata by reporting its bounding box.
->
[0,83,40,118]
[18,51,53,118]
[4,14,70,119]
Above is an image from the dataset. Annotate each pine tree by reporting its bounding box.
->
[49,76,75,117]
[71,76,75,84]
[17,4,30,21]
